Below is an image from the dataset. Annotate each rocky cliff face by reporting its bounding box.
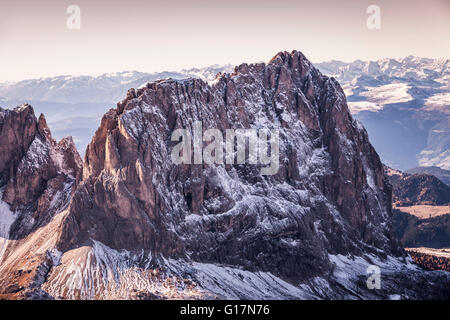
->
[0,105,81,235]
[1,51,449,300]
[0,104,81,298]
[58,51,399,279]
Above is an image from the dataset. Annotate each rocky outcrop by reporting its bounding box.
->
[0,105,37,186]
[1,52,449,300]
[0,105,82,299]
[0,105,82,238]
[58,50,400,283]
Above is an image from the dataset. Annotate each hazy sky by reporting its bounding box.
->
[0,0,449,82]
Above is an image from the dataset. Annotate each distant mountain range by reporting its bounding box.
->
[0,65,234,104]
[316,56,449,171]
[386,167,450,206]
[0,56,448,172]
[406,166,450,186]
[0,65,233,153]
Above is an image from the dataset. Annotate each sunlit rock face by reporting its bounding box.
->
[0,104,81,237]
[1,52,448,300]
[0,104,81,299]
[59,50,399,282]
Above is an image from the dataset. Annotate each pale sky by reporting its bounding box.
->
[0,0,449,82]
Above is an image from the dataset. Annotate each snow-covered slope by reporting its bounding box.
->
[316,56,450,171]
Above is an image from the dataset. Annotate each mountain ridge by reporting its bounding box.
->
[406,166,450,186]
[0,65,234,104]
[0,51,449,299]
[316,56,449,171]
[1,56,447,172]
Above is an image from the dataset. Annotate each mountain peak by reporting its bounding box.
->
[268,50,306,65]
[58,50,402,294]
[37,113,54,144]
[1,51,449,299]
